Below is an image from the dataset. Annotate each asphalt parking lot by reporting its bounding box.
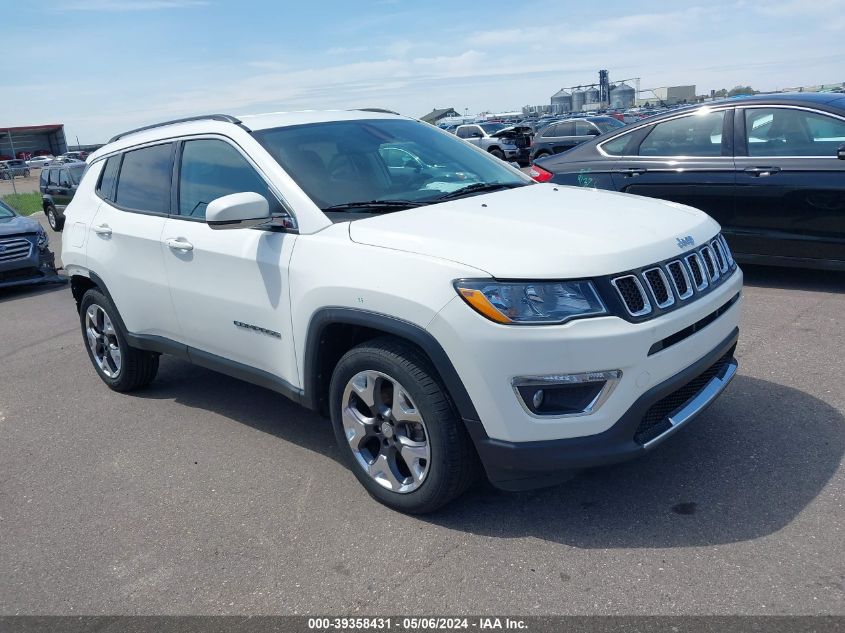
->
[1,220,843,616]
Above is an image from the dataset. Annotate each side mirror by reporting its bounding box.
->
[586,129,601,136]
[206,192,270,230]
[838,144,845,160]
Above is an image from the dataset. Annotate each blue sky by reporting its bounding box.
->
[3,0,844,143]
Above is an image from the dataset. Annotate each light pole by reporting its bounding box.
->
[2,131,18,196]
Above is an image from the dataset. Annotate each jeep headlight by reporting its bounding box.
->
[455,280,606,325]
[36,227,49,250]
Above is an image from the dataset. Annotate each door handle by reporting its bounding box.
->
[744,166,781,177]
[92,224,112,236]
[165,238,194,252]
[616,167,648,177]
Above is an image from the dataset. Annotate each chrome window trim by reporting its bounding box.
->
[512,370,623,419]
[642,266,675,309]
[611,274,652,317]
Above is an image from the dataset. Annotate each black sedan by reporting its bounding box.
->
[0,200,63,289]
[532,93,845,270]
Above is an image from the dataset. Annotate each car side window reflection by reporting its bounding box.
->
[178,139,280,219]
[638,111,725,157]
[745,108,845,157]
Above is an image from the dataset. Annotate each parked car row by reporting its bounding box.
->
[529,92,845,271]
[0,160,30,179]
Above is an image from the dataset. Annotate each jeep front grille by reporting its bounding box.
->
[0,238,33,263]
[610,235,737,319]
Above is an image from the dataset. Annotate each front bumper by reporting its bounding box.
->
[465,328,738,490]
[0,239,63,289]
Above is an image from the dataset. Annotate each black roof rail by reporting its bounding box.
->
[108,114,248,144]
[353,108,401,115]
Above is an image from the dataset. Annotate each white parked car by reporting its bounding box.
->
[62,110,742,513]
[26,155,54,168]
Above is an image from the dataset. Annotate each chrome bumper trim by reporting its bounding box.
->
[643,357,738,450]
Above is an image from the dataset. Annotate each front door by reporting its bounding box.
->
[733,105,845,264]
[610,108,736,226]
[161,137,297,381]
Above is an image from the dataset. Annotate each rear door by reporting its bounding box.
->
[86,145,181,339]
[733,105,845,264]
[609,107,736,224]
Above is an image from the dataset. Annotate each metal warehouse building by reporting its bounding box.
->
[0,124,67,160]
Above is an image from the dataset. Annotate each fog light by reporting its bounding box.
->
[513,370,621,417]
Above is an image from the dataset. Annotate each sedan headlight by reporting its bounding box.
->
[455,279,606,325]
[36,227,49,249]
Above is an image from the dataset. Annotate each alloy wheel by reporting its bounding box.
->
[85,304,122,378]
[47,208,57,230]
[341,370,431,493]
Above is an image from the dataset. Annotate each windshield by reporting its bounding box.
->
[592,118,625,133]
[479,122,506,134]
[0,200,16,218]
[69,164,86,184]
[254,118,529,212]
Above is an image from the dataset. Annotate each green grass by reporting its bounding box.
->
[1,193,43,216]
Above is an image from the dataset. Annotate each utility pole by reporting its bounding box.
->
[5,132,18,196]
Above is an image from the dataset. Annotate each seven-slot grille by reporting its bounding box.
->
[612,235,736,318]
[0,238,33,263]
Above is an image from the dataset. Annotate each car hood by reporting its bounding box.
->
[0,214,40,236]
[348,184,721,278]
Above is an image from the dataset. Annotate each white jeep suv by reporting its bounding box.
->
[62,110,742,513]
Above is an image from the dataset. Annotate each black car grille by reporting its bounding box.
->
[612,275,649,315]
[634,348,735,445]
[611,234,736,320]
[0,237,33,263]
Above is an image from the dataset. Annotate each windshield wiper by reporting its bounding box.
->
[322,200,424,213]
[432,182,527,202]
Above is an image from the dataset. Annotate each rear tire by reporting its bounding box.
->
[489,148,505,160]
[329,337,478,513]
[79,289,159,392]
[533,151,551,160]
[45,203,64,232]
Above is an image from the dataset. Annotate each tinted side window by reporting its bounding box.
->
[40,169,48,187]
[114,144,173,213]
[97,156,120,201]
[745,108,845,157]
[639,111,725,157]
[58,169,70,187]
[575,121,597,136]
[601,134,632,156]
[178,139,279,219]
[48,169,60,186]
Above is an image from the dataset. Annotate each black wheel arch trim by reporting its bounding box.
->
[81,272,303,402]
[303,307,481,423]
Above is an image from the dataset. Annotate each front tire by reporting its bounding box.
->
[329,337,478,513]
[79,289,159,392]
[45,203,64,231]
[489,148,505,160]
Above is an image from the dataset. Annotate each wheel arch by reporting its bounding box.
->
[303,308,480,424]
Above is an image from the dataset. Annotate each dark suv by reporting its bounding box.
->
[40,162,86,231]
[530,116,625,161]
